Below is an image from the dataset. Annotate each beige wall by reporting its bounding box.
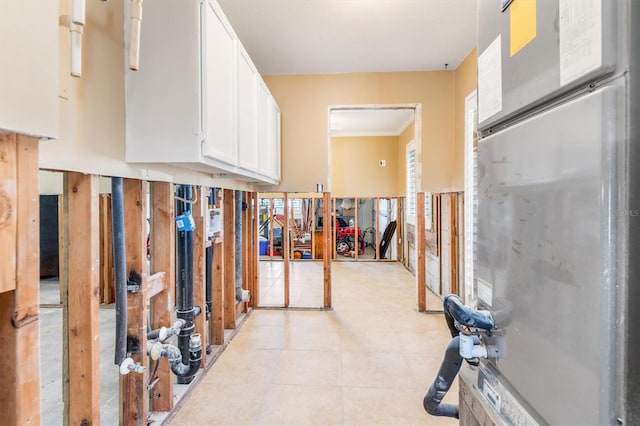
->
[0,1,58,137]
[264,71,456,194]
[331,136,399,198]
[396,122,415,197]
[452,48,478,191]
[38,0,250,190]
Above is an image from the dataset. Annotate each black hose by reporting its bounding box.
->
[111,177,127,366]
[423,336,463,418]
[443,294,495,331]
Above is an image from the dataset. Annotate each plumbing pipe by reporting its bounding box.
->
[175,185,200,384]
[147,319,186,342]
[206,189,215,318]
[112,177,128,366]
[129,0,143,70]
[423,336,463,419]
[148,334,202,378]
[206,245,213,319]
[235,191,250,302]
[71,0,85,24]
[70,0,86,77]
[459,333,488,359]
[69,23,83,77]
[119,357,146,375]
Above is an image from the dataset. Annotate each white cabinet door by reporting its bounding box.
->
[257,81,271,176]
[237,47,259,171]
[203,1,236,165]
[267,96,281,180]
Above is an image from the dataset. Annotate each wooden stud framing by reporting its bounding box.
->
[0,134,17,293]
[332,198,337,259]
[311,198,316,260]
[223,189,236,329]
[63,172,101,425]
[268,199,274,259]
[354,198,359,261]
[146,272,167,299]
[211,235,225,344]
[250,193,260,308]
[397,198,403,264]
[58,194,65,304]
[211,190,225,344]
[0,134,41,425]
[375,198,381,260]
[120,179,149,425]
[192,186,207,366]
[149,181,175,412]
[452,193,461,296]
[416,192,426,311]
[283,193,290,307]
[100,194,115,304]
[241,192,249,313]
[323,192,332,308]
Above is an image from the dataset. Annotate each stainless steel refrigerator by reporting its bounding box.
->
[475,0,639,424]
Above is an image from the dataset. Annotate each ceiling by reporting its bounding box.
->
[216,0,477,135]
[330,108,415,137]
[217,0,478,76]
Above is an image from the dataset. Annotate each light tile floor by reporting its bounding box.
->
[172,262,459,425]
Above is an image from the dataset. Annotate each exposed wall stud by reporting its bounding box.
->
[375,198,381,261]
[63,172,101,424]
[0,134,41,425]
[223,189,236,329]
[120,179,149,425]
[192,186,207,366]
[283,192,290,307]
[150,181,175,411]
[417,192,426,311]
[323,192,332,308]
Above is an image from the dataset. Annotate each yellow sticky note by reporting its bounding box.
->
[510,0,537,56]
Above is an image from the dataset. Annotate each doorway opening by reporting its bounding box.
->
[327,104,421,266]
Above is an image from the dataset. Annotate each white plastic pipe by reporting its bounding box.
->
[458,333,488,359]
[69,22,83,77]
[71,0,85,25]
[129,0,143,71]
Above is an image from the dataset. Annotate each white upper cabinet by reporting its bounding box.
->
[237,45,259,172]
[257,81,272,176]
[203,1,237,165]
[258,80,281,180]
[125,0,280,184]
[267,93,282,180]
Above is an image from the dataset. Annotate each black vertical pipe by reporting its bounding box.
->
[206,246,213,318]
[175,184,196,384]
[205,190,215,319]
[111,177,128,366]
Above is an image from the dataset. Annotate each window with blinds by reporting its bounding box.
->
[464,92,478,305]
[406,141,416,225]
